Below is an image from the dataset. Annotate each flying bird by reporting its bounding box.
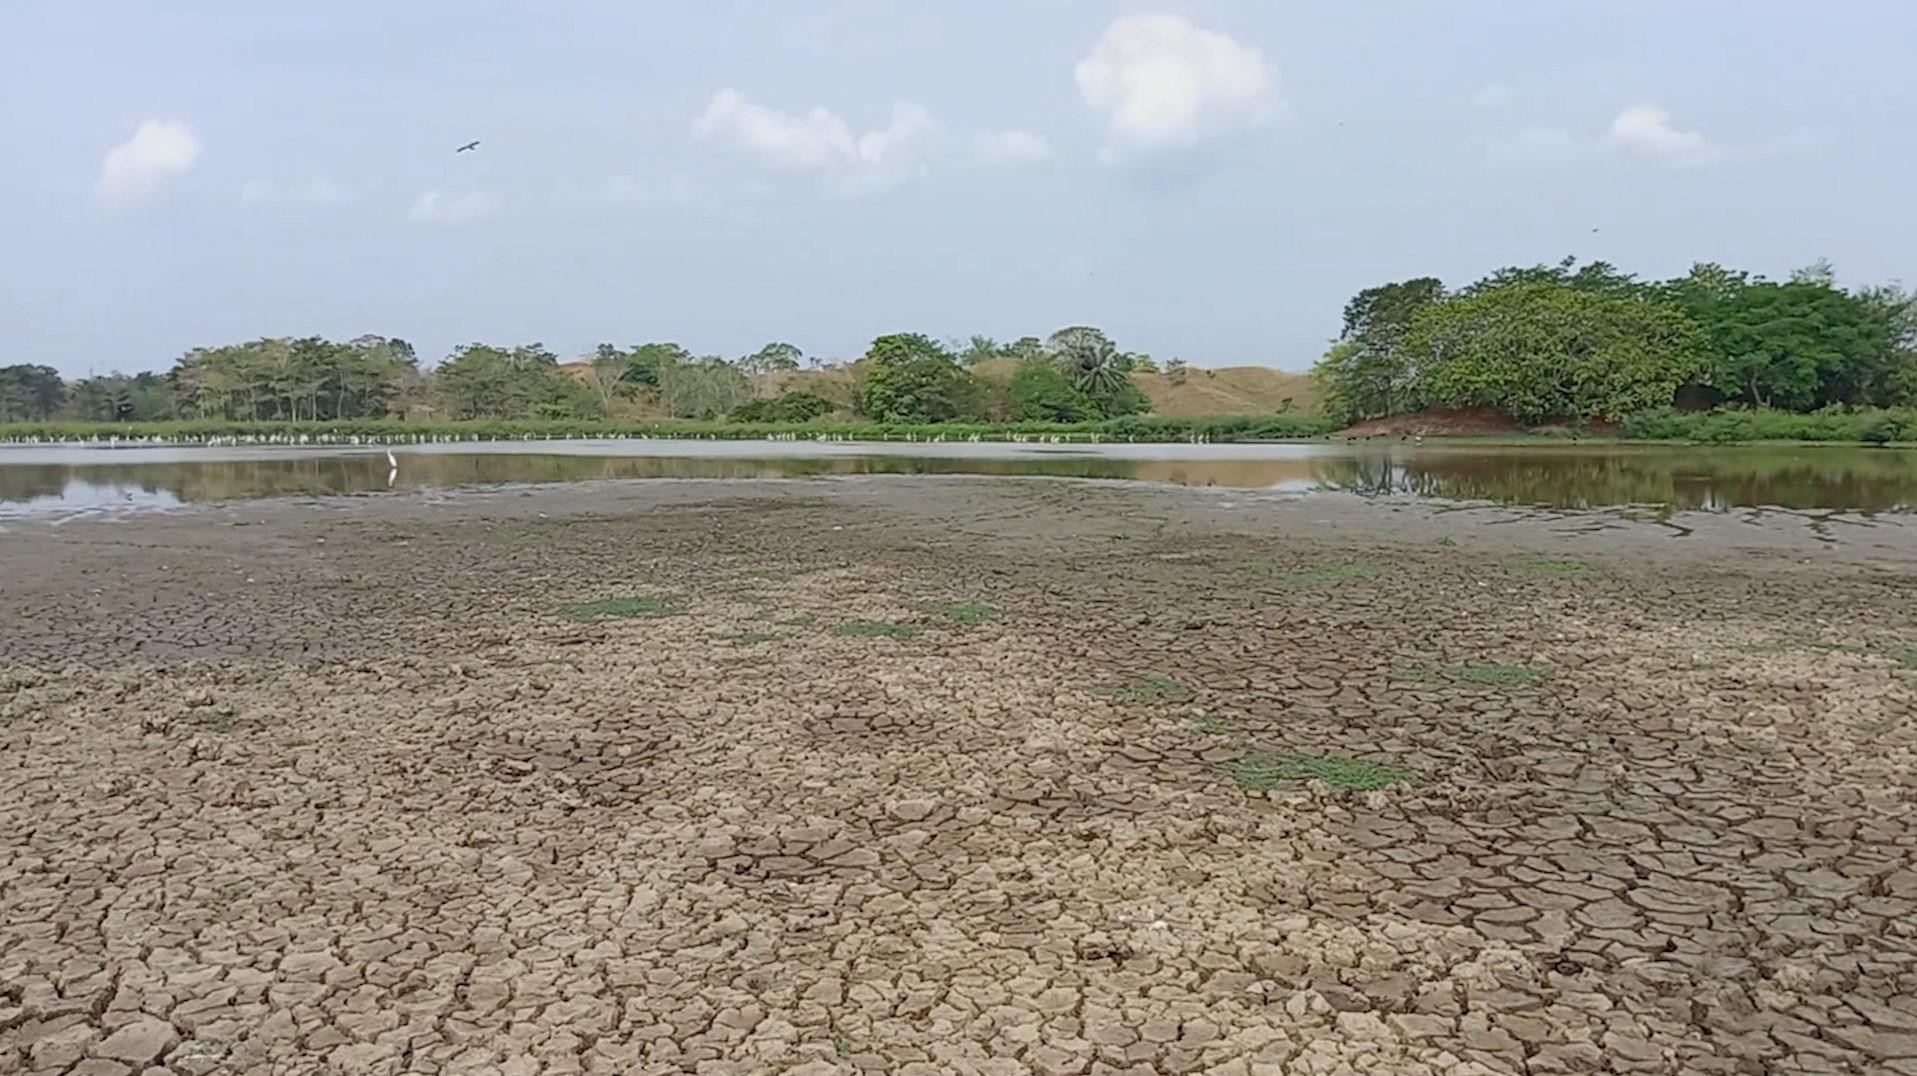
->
[456,140,481,153]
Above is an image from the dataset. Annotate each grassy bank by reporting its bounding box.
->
[1618,407,1917,444]
[0,414,1340,446]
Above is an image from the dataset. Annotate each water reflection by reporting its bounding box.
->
[0,443,1913,516]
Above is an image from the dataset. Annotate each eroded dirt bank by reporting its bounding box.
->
[2,478,1916,1076]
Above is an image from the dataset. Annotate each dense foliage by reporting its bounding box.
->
[1315,257,1917,428]
[0,413,1338,445]
[8,325,1179,431]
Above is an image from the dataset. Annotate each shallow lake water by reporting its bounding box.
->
[1,438,1915,521]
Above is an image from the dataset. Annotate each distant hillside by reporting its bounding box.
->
[560,359,1320,419]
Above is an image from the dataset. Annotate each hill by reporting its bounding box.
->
[559,359,1320,419]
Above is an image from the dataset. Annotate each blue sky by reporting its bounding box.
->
[4,0,1912,377]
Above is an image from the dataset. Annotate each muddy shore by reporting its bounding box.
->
[3,477,1916,1075]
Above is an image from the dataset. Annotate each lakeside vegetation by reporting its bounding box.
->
[0,414,1339,445]
[1314,257,1917,434]
[3,255,1914,445]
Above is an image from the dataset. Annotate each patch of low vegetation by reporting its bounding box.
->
[733,593,768,606]
[1515,556,1599,578]
[1240,560,1387,586]
[502,533,553,546]
[1189,712,1227,735]
[834,620,919,639]
[777,613,818,627]
[1227,749,1414,792]
[1896,647,1917,670]
[556,594,685,621]
[1397,663,1552,687]
[190,709,238,733]
[932,602,999,626]
[1104,675,1195,704]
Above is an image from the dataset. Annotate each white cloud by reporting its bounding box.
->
[407,190,499,225]
[971,129,1052,168]
[692,89,939,194]
[1471,83,1512,109]
[1605,103,1721,167]
[1073,14,1281,161]
[1492,103,1761,169]
[238,177,357,209]
[95,119,202,207]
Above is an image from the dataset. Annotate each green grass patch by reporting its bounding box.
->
[190,710,238,733]
[1515,556,1599,578]
[1895,647,1917,670]
[1104,675,1195,704]
[1240,561,1387,586]
[557,594,685,621]
[1189,712,1227,735]
[721,632,778,647]
[777,613,818,627]
[733,593,768,606]
[1227,749,1414,792]
[833,620,919,639]
[932,602,999,626]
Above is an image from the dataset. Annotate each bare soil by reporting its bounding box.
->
[2,478,1915,1075]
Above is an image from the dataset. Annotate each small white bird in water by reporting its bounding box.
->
[385,448,398,469]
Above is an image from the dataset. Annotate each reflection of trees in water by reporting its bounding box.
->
[1313,450,1917,512]
[0,467,72,502]
[0,454,1152,505]
[4,448,1915,512]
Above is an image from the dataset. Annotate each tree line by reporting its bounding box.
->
[1315,257,1917,426]
[4,326,1179,427]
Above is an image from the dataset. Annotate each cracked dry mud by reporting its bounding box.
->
[2,477,1916,1076]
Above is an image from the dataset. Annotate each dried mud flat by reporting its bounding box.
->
[2,477,1916,1076]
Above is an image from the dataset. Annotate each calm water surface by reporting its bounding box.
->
[1,439,1914,520]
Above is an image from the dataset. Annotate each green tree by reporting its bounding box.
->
[1323,277,1447,422]
[1044,325,1149,418]
[1008,359,1093,422]
[739,342,803,376]
[856,333,979,422]
[586,344,627,404]
[1402,281,1711,423]
[1340,277,1446,344]
[622,342,692,388]
[0,365,65,420]
[434,344,532,419]
[657,356,752,418]
[1853,283,1917,407]
[1678,280,1888,409]
[959,336,1003,367]
[729,391,833,423]
[1007,336,1045,361]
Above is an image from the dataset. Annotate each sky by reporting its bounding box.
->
[3,0,1913,378]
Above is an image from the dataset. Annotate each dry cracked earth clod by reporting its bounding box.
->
[2,478,1916,1075]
